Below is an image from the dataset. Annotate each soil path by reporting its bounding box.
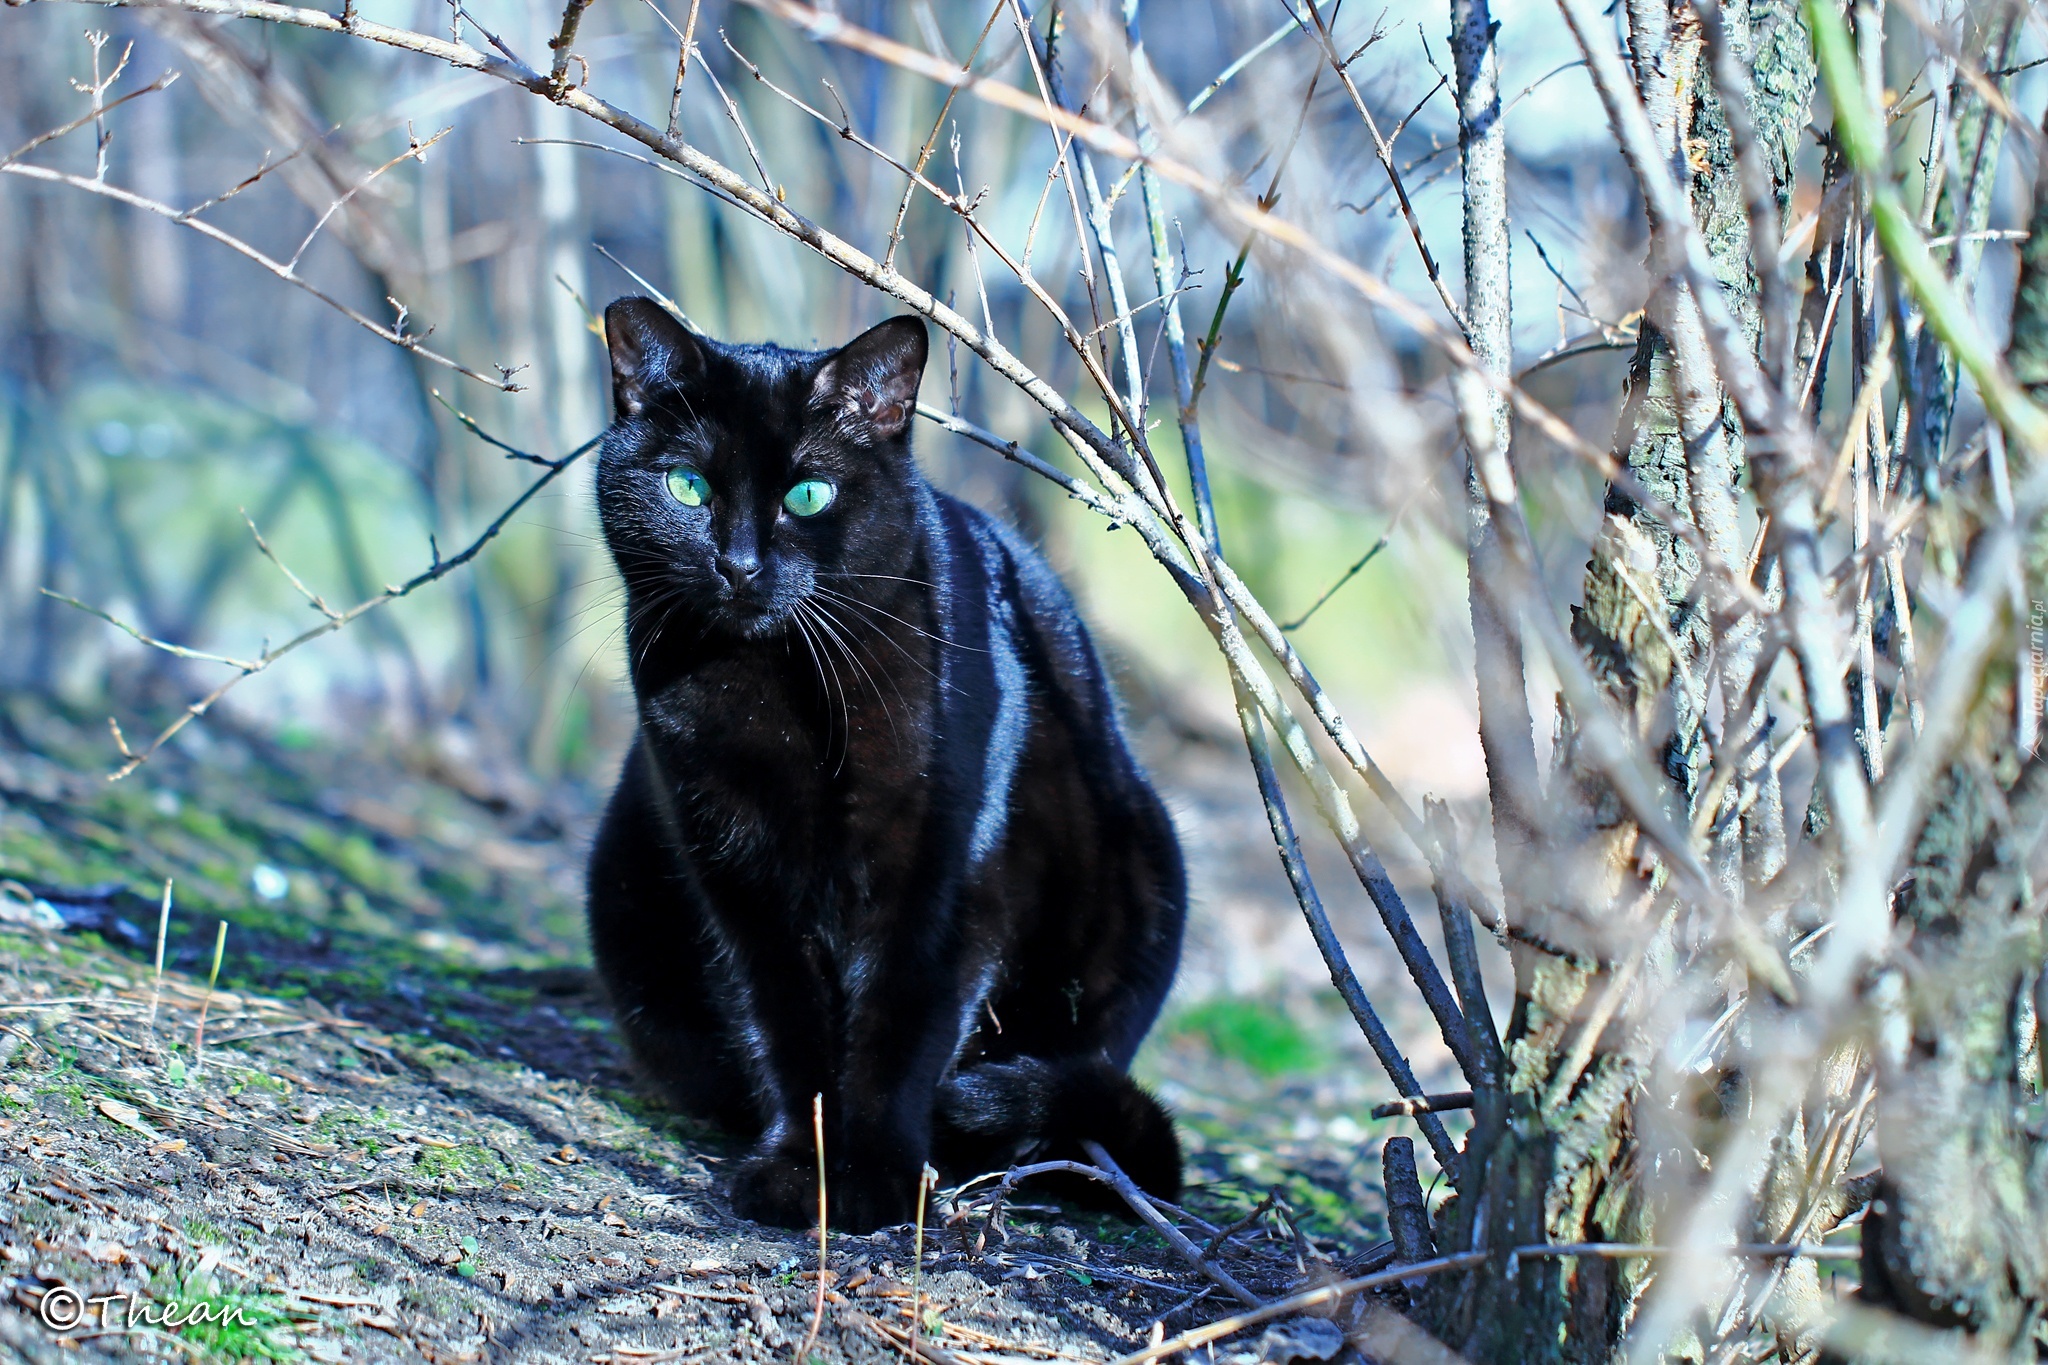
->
[0,694,1434,1362]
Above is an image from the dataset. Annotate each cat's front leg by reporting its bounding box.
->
[728,1088,933,1231]
[729,1031,953,1231]
[728,1116,929,1233]
[715,933,935,1232]
[818,957,970,1230]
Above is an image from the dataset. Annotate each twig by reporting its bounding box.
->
[908,1163,937,1360]
[1279,529,1395,631]
[0,161,519,390]
[243,511,339,620]
[1299,0,1468,336]
[192,920,228,1065]
[72,30,133,181]
[1228,672,1462,1174]
[56,431,596,779]
[913,404,1124,526]
[3,72,179,165]
[1370,1091,1473,1119]
[1197,1192,1276,1263]
[147,879,172,1048]
[799,1093,827,1361]
[1125,0,1217,549]
[1380,1138,1435,1286]
[882,0,1007,272]
[592,244,695,330]
[1078,1142,1262,1309]
[662,0,701,140]
[285,124,450,272]
[545,0,594,96]
[1106,1243,1861,1365]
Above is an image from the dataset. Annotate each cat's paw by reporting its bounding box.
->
[823,1165,921,1234]
[727,1149,923,1233]
[728,1151,820,1229]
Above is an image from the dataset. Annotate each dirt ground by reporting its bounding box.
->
[0,691,1467,1363]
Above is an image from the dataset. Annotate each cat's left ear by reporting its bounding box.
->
[811,316,928,442]
[605,296,705,420]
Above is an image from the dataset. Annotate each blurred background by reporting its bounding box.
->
[3,0,2040,1200]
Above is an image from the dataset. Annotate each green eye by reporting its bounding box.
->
[666,469,710,507]
[784,479,835,517]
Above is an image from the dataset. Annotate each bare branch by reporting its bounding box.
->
[59,432,596,779]
[0,159,522,390]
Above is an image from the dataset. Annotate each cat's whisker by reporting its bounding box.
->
[821,570,938,591]
[811,587,948,671]
[810,589,974,706]
[786,603,828,724]
[786,604,837,759]
[809,593,970,704]
[813,585,982,658]
[798,599,877,758]
[804,595,906,741]
[629,585,692,674]
[792,600,853,768]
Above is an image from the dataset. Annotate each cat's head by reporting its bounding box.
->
[596,297,929,643]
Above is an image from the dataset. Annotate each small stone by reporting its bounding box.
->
[1259,1317,1346,1363]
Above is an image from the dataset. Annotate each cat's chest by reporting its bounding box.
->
[643,654,937,869]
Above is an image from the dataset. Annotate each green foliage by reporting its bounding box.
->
[146,1262,301,1363]
[1170,997,1329,1077]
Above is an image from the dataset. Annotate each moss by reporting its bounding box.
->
[415,1142,505,1184]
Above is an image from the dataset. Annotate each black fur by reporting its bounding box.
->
[586,298,1187,1231]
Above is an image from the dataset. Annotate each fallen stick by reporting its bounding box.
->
[1078,1142,1262,1309]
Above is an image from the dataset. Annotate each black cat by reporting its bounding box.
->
[585,297,1187,1232]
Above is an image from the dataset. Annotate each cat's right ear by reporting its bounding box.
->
[604,297,704,420]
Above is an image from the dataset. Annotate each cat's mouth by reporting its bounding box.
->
[719,594,789,639]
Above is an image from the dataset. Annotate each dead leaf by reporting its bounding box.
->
[97,1098,159,1138]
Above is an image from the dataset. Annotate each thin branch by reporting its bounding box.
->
[59,433,597,779]
[545,0,594,95]
[658,0,702,140]
[3,71,180,165]
[883,0,1006,272]
[0,160,521,390]
[285,123,449,271]
[1298,0,1468,336]
[1231,671,1464,1173]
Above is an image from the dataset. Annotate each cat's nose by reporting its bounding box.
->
[715,553,761,589]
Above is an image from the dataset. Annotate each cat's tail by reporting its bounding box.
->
[934,1056,1181,1204]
